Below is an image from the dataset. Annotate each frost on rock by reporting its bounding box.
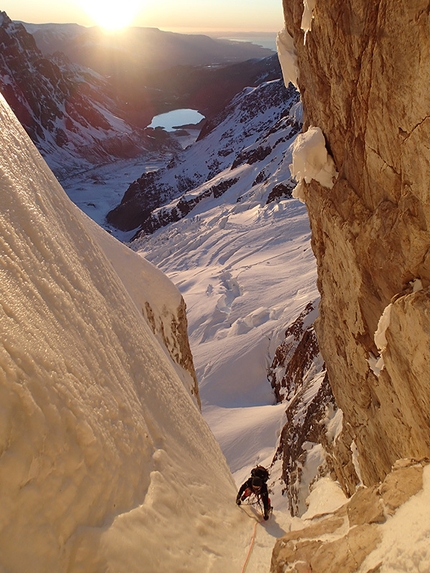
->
[289,126,338,202]
[276,28,299,90]
[301,0,317,43]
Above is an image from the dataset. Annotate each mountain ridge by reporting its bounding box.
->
[0,11,164,178]
[107,78,300,234]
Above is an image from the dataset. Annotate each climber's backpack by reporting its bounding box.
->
[251,465,269,483]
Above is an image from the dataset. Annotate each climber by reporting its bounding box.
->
[236,466,271,520]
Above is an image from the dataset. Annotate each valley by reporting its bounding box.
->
[1,4,429,571]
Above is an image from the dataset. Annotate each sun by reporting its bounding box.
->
[80,0,141,31]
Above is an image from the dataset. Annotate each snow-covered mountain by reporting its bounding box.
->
[0,11,170,179]
[122,74,339,513]
[107,78,301,234]
[83,71,344,525]
[114,42,430,569]
[1,12,283,182]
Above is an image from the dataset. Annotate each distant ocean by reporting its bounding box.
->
[165,28,278,52]
[219,34,277,52]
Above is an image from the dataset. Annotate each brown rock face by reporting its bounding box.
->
[282,0,430,485]
[270,459,427,573]
[143,299,201,409]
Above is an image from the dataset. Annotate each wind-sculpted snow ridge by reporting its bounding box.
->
[0,11,173,179]
[106,79,301,234]
[0,95,256,572]
[85,219,201,409]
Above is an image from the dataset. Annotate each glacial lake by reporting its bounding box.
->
[149,108,205,132]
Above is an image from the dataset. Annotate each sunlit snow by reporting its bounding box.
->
[290,125,338,201]
[0,93,255,573]
[276,28,299,89]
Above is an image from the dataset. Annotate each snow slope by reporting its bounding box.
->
[0,94,257,573]
[130,79,318,486]
[129,92,323,573]
[128,68,430,570]
[130,93,333,570]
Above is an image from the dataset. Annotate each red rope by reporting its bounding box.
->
[241,516,263,573]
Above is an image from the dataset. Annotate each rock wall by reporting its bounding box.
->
[281,0,430,486]
[143,298,201,410]
[268,301,360,514]
[270,458,429,573]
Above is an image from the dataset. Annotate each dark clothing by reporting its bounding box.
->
[236,477,270,518]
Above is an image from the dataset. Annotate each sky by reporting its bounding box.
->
[1,0,285,32]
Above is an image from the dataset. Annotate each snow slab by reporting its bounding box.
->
[0,93,257,573]
[276,27,299,89]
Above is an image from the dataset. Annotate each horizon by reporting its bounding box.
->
[0,1,284,34]
[16,22,280,38]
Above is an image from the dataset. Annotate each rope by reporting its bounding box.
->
[241,514,263,573]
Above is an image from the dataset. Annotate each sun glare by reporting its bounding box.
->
[79,0,140,31]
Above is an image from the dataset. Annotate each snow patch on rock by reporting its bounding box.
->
[290,126,338,201]
[276,28,299,90]
[301,0,317,43]
[369,303,393,376]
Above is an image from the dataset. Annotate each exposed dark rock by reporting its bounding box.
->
[133,178,239,238]
[231,145,272,169]
[276,372,336,516]
[268,302,319,403]
[267,303,353,515]
[266,182,294,204]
